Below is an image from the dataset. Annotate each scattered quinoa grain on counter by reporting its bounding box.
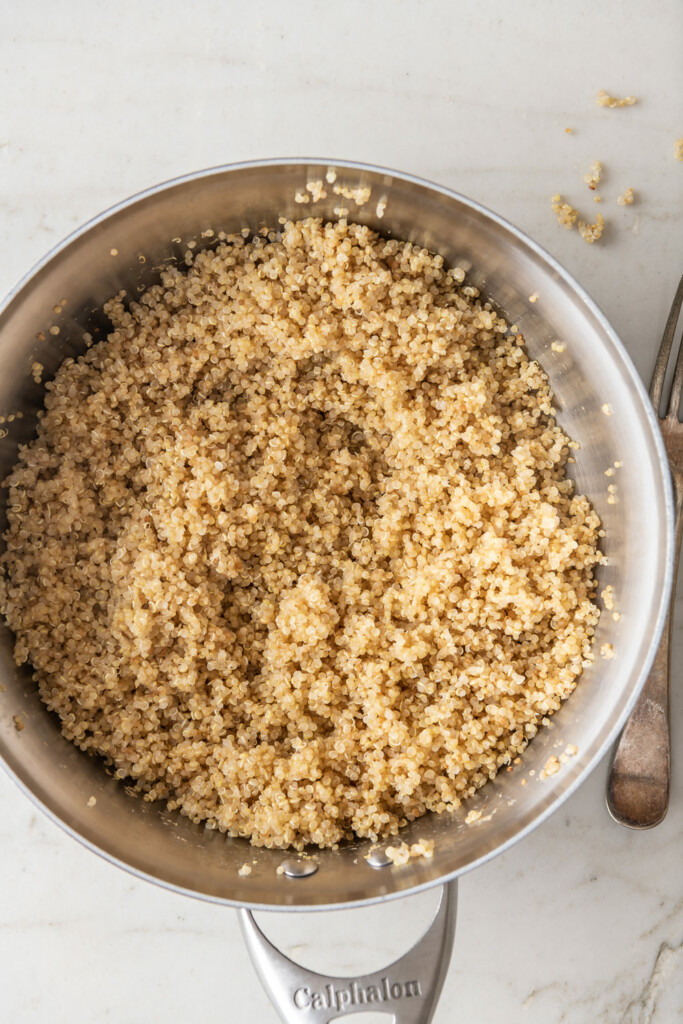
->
[551,194,579,229]
[596,90,636,108]
[583,161,602,190]
[617,188,635,206]
[0,218,602,851]
[578,213,605,245]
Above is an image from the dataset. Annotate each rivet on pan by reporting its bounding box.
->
[280,859,318,879]
[365,849,393,869]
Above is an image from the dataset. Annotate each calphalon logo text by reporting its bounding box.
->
[293,977,422,1012]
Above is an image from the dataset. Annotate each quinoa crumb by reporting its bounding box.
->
[578,213,605,245]
[601,403,613,416]
[465,809,482,824]
[593,196,603,204]
[597,90,636,108]
[528,293,538,303]
[31,361,44,383]
[675,139,683,162]
[601,585,615,611]
[612,612,621,622]
[87,795,97,807]
[551,342,566,353]
[617,188,635,206]
[600,643,615,659]
[0,218,602,851]
[332,184,372,206]
[583,161,602,190]
[375,197,387,219]
[13,715,24,731]
[565,744,578,757]
[520,778,528,786]
[238,864,252,877]
[48,326,60,336]
[551,194,579,229]
[325,168,337,184]
[540,755,561,779]
[385,840,434,865]
[109,248,119,257]
[306,180,327,203]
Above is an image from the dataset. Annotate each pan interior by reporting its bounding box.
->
[0,161,671,908]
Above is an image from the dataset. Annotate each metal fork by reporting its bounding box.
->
[607,274,683,829]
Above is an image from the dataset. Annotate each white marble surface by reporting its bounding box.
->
[1,2,682,1021]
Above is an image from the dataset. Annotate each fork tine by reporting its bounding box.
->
[650,273,683,415]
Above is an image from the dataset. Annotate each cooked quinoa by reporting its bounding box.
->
[596,90,636,108]
[0,218,601,850]
[583,161,602,190]
[578,213,605,245]
[551,194,579,230]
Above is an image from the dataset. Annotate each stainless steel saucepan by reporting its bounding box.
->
[0,160,673,1023]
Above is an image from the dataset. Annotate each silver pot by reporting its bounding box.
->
[0,161,673,1023]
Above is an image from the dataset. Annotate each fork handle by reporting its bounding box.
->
[606,482,682,828]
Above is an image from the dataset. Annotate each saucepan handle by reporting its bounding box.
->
[239,880,457,1024]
